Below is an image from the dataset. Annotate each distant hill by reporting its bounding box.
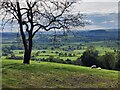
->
[89,30,107,33]
[1,29,118,44]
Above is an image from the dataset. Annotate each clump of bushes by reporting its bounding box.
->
[6,54,23,60]
[58,52,76,57]
[36,56,74,64]
[2,47,13,56]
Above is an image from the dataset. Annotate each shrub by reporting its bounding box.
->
[56,59,64,63]
[6,54,23,60]
[64,53,68,56]
[68,53,72,57]
[59,53,63,56]
[74,58,81,65]
[42,51,46,53]
[35,51,41,56]
[19,51,23,54]
[48,56,54,62]
[55,51,59,54]
[65,59,72,64]
[31,56,37,60]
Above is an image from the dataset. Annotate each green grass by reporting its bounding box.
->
[2,59,119,88]
[36,56,49,59]
[59,56,78,61]
[95,46,114,55]
[12,50,24,54]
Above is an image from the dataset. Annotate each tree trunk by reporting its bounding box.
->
[23,49,31,64]
[23,34,33,64]
[16,1,33,64]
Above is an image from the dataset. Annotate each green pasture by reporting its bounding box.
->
[2,60,119,88]
[11,45,115,61]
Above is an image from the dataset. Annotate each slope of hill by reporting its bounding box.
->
[2,60,119,88]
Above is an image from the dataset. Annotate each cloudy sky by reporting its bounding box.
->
[72,0,118,14]
[82,0,119,2]
[0,0,119,32]
[71,0,118,30]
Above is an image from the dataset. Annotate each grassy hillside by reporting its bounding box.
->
[2,60,119,89]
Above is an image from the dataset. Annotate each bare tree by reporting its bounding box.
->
[0,0,86,64]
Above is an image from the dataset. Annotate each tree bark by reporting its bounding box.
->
[23,48,32,64]
[23,50,30,64]
[16,2,33,64]
[23,34,33,64]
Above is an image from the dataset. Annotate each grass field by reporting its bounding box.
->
[2,59,119,88]
[11,46,115,61]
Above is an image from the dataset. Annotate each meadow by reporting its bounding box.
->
[2,60,119,88]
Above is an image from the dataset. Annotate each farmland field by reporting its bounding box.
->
[10,45,115,61]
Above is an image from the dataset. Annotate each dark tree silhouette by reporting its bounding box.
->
[81,46,99,67]
[0,0,86,64]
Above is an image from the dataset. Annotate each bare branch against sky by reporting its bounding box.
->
[0,0,118,31]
